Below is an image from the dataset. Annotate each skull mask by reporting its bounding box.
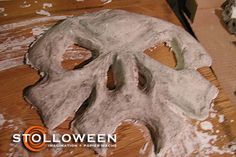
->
[24,9,218,156]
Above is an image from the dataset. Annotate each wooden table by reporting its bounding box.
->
[0,0,235,157]
[191,0,236,108]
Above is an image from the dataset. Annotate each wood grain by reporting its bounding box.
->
[0,0,235,157]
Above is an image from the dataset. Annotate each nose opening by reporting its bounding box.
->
[107,65,116,90]
[106,55,125,91]
[135,58,154,93]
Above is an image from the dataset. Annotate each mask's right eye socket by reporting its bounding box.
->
[61,44,94,70]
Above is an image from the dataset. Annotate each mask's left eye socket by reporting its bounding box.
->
[144,43,177,69]
[61,44,92,70]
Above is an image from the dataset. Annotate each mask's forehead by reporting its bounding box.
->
[78,10,155,47]
[76,9,208,69]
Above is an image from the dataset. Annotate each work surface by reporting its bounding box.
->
[192,0,236,108]
[0,0,236,157]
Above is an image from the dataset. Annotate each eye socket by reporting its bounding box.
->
[61,44,93,70]
[144,42,177,69]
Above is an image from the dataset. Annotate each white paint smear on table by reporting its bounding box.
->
[139,142,148,155]
[200,121,213,131]
[0,15,68,71]
[43,3,53,9]
[0,7,7,16]
[210,112,216,118]
[218,114,224,123]
[101,0,112,4]
[130,117,234,156]
[32,26,48,36]
[20,1,31,8]
[0,8,5,13]
[7,142,29,157]
[0,15,67,31]
[157,122,235,156]
[0,36,35,53]
[0,57,24,70]
[20,3,31,8]
[36,9,51,16]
